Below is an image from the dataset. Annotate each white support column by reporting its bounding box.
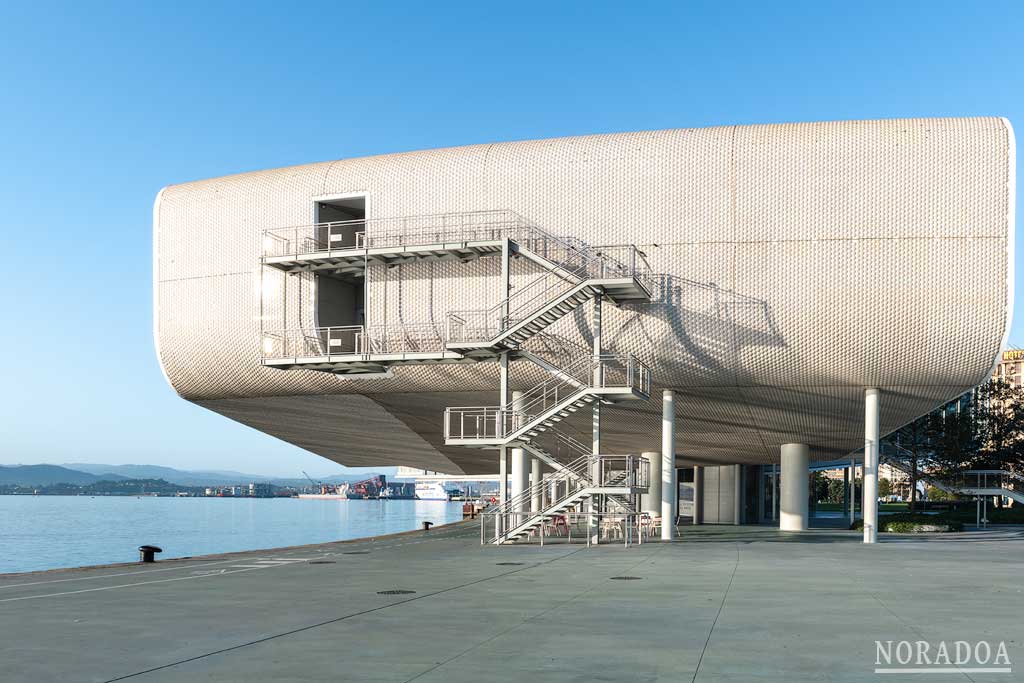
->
[733,464,742,525]
[498,447,508,537]
[848,457,856,524]
[510,391,527,518]
[499,448,508,505]
[780,443,809,531]
[590,295,603,545]
[863,388,880,544]
[530,457,542,513]
[511,448,527,512]
[693,465,702,524]
[661,390,676,540]
[643,451,661,519]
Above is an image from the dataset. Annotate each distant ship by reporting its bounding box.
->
[415,481,450,501]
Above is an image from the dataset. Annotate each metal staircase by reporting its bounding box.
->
[481,454,649,545]
[881,445,1024,503]
[258,209,655,546]
[444,352,650,448]
[446,242,650,353]
[259,210,652,374]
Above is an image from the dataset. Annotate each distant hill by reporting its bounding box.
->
[63,463,389,488]
[65,463,263,487]
[0,465,128,486]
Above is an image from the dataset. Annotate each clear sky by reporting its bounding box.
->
[0,1,1021,477]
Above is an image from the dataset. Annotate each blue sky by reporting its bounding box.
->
[0,1,1021,477]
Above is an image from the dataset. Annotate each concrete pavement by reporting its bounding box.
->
[2,523,1023,682]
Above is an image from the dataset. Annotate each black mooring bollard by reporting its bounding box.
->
[139,545,163,563]
[422,521,433,531]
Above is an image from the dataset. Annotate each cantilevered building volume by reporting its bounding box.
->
[154,117,1015,544]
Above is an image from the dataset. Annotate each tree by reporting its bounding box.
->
[974,379,1024,473]
[878,477,893,499]
[888,412,933,512]
[811,472,830,503]
[827,479,845,504]
[929,397,982,479]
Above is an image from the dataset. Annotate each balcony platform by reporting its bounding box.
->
[262,350,475,375]
[262,239,505,278]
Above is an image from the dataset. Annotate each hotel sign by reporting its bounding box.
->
[1002,350,1024,362]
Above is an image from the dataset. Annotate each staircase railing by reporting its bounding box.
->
[447,243,651,344]
[951,470,1024,493]
[525,426,593,465]
[444,353,651,442]
[880,444,1024,497]
[261,209,603,265]
[481,453,594,544]
[481,454,649,544]
[260,323,450,362]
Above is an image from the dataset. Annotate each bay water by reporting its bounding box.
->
[0,496,464,574]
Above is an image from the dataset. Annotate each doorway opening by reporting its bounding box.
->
[316,196,365,250]
[314,197,366,337]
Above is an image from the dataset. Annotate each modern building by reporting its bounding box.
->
[154,117,1014,544]
[994,348,1024,387]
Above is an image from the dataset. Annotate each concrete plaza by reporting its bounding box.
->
[2,522,1022,682]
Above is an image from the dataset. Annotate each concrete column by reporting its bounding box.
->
[733,464,742,525]
[693,465,702,524]
[499,447,508,505]
[863,388,880,544]
[780,443,809,531]
[843,465,850,525]
[511,448,528,503]
[498,447,508,536]
[849,458,856,522]
[661,390,676,540]
[530,457,542,513]
[643,451,661,518]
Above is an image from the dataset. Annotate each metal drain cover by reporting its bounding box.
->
[609,576,643,580]
[377,589,416,595]
[343,551,370,555]
[308,560,336,564]
[495,562,524,566]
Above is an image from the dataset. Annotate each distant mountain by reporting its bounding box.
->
[65,464,257,487]
[0,465,129,486]
[63,464,387,488]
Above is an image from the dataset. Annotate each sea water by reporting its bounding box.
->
[0,496,464,573]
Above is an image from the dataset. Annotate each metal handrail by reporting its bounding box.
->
[261,323,448,360]
[261,209,596,260]
[447,243,652,344]
[481,454,649,545]
[444,353,651,441]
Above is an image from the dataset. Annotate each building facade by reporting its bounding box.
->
[155,117,1014,542]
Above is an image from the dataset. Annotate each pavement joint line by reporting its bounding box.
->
[690,542,741,683]
[0,558,259,590]
[0,566,271,603]
[401,543,668,682]
[0,525,477,591]
[1,531,481,602]
[823,549,979,683]
[98,545,587,682]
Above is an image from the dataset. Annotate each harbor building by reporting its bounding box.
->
[154,117,1014,544]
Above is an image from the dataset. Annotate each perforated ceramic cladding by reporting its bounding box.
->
[155,117,1013,469]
